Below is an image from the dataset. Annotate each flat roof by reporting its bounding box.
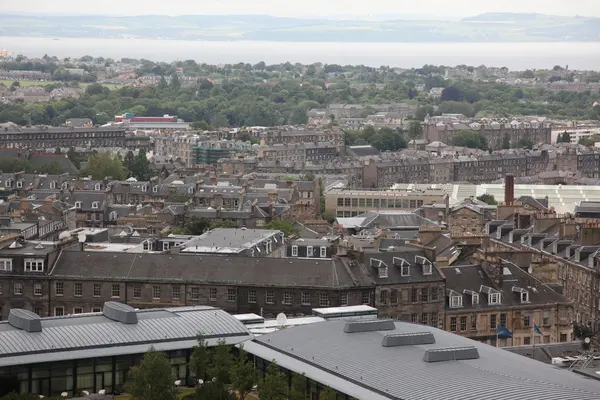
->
[0,303,251,367]
[181,228,282,254]
[312,305,377,316]
[245,320,600,400]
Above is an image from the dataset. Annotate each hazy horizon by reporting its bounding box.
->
[2,0,600,19]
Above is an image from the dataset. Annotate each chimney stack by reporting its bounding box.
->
[504,174,514,205]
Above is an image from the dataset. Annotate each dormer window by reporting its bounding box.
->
[5,179,12,187]
[472,293,479,305]
[371,258,388,278]
[109,211,118,221]
[188,187,194,194]
[152,186,158,193]
[142,185,148,192]
[320,246,327,258]
[94,183,101,190]
[489,293,501,304]
[75,201,82,209]
[307,245,313,257]
[416,256,433,276]
[91,201,99,209]
[450,295,463,308]
[61,181,68,190]
[142,241,150,251]
[50,181,57,189]
[291,245,298,257]
[394,257,410,276]
[16,180,23,188]
[521,291,529,303]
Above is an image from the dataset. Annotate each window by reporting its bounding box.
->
[187,286,198,300]
[142,241,150,251]
[421,287,429,302]
[55,282,64,296]
[152,286,161,299]
[16,180,22,188]
[490,314,497,329]
[470,315,477,330]
[133,285,141,299]
[411,313,418,323]
[306,245,313,257]
[73,307,83,314]
[228,288,237,302]
[95,183,101,190]
[152,185,158,193]
[248,289,257,303]
[91,201,99,209]
[320,246,327,258]
[173,286,181,300]
[92,307,102,313]
[489,293,501,304]
[340,292,348,306]
[5,179,11,187]
[54,307,64,317]
[401,264,410,276]
[74,283,83,297]
[472,293,479,305]
[390,289,398,304]
[431,313,439,328]
[431,287,439,301]
[14,282,23,295]
[50,181,57,189]
[422,263,432,275]
[450,295,463,308]
[0,258,12,271]
[301,292,311,305]
[500,313,507,327]
[266,290,275,304]
[362,291,370,305]
[523,315,531,327]
[209,287,217,301]
[380,290,388,305]
[543,311,550,326]
[450,317,457,331]
[283,291,292,305]
[24,259,44,272]
[411,288,418,303]
[524,337,531,345]
[111,284,120,298]
[460,316,467,331]
[521,291,529,303]
[75,201,82,209]
[142,185,148,192]
[34,283,42,296]
[291,245,298,257]
[420,313,429,325]
[93,284,101,297]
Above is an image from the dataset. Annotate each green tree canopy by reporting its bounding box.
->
[264,220,297,236]
[189,335,210,382]
[124,349,175,400]
[477,193,498,205]
[80,152,127,180]
[229,346,255,400]
[258,362,287,400]
[451,130,488,150]
[208,339,234,385]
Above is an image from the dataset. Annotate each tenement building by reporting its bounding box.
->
[0,126,127,149]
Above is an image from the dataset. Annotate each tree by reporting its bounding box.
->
[189,335,210,382]
[191,120,211,130]
[264,220,296,236]
[211,114,229,129]
[229,346,255,400]
[502,134,511,149]
[320,387,337,400]
[124,150,136,174]
[258,361,287,400]
[451,130,487,150]
[124,349,175,400]
[516,138,534,150]
[557,132,571,143]
[288,373,309,400]
[210,220,237,229]
[132,149,152,181]
[477,193,498,205]
[80,152,127,180]
[177,217,211,235]
[170,74,181,90]
[407,121,423,140]
[195,382,236,400]
[54,146,62,155]
[322,211,336,223]
[440,86,463,102]
[67,147,81,169]
[209,339,233,384]
[0,393,39,400]
[521,70,535,79]
[415,105,434,121]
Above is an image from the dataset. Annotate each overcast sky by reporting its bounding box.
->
[2,0,600,18]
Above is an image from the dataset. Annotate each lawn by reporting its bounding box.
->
[0,80,123,89]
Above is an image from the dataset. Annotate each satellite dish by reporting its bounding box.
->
[585,337,591,344]
[276,312,288,326]
[77,233,86,243]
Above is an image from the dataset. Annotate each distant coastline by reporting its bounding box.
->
[1,37,600,70]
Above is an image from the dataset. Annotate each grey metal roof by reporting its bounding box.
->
[245,320,600,400]
[0,304,251,367]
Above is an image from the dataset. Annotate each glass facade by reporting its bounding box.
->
[0,350,191,397]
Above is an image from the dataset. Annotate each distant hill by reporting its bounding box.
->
[0,13,598,42]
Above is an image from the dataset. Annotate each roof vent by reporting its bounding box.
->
[344,319,395,333]
[423,346,479,363]
[382,331,435,347]
[103,301,138,324]
[8,309,42,333]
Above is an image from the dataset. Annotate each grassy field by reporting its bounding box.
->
[0,80,123,89]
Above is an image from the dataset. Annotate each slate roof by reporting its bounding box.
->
[244,319,600,400]
[442,262,572,310]
[363,247,444,285]
[28,154,79,174]
[0,304,250,367]
[51,250,373,288]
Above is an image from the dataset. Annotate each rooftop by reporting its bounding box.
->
[0,302,251,367]
[180,228,283,254]
[244,319,600,400]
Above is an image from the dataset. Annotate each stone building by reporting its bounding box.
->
[0,126,127,149]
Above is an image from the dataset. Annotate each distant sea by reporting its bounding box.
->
[1,37,600,70]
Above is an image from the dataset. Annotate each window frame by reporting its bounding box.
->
[248,288,257,303]
[266,290,275,304]
[133,285,142,299]
[74,282,83,297]
[191,286,200,300]
[283,291,292,305]
[340,292,348,306]
[0,258,13,271]
[14,282,23,295]
[173,286,181,300]
[209,287,217,301]
[24,258,44,272]
[93,283,101,297]
[227,288,237,302]
[111,284,120,298]
[320,246,327,258]
[291,245,298,257]
[301,291,311,305]
[55,282,64,296]
[34,282,42,296]
[450,295,463,308]
[319,292,329,307]
[152,285,161,300]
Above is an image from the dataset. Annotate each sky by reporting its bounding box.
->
[2,0,600,19]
